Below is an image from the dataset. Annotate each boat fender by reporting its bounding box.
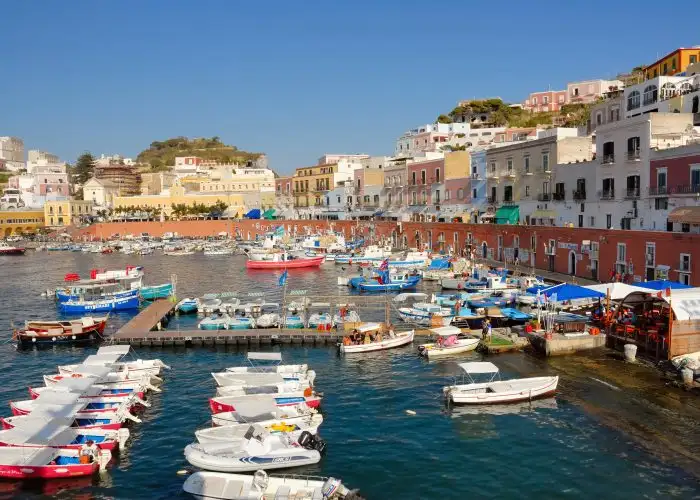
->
[176,469,189,475]
[303,387,312,397]
[253,469,269,490]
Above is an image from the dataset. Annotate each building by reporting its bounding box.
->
[350,166,384,218]
[317,154,369,165]
[566,79,623,104]
[0,137,24,171]
[643,47,700,80]
[468,150,488,222]
[587,94,623,134]
[95,154,135,167]
[546,159,598,228]
[44,200,93,227]
[83,178,120,207]
[382,159,408,219]
[198,167,276,209]
[0,209,45,237]
[140,171,176,195]
[94,164,141,196]
[522,90,567,113]
[622,74,700,118]
[394,123,471,157]
[173,157,206,178]
[33,162,69,197]
[292,160,363,214]
[406,158,445,221]
[440,151,472,220]
[27,150,60,174]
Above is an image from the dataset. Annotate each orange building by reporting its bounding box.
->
[643,47,700,80]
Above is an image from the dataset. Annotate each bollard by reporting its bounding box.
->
[623,343,637,363]
[681,367,694,386]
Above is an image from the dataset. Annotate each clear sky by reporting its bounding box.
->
[3,0,699,173]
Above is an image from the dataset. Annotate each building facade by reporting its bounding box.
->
[566,79,623,105]
[0,209,44,237]
[140,172,176,195]
[522,90,567,113]
[94,164,141,196]
[83,178,120,207]
[27,150,60,174]
[643,47,700,80]
[0,137,24,171]
[44,200,93,227]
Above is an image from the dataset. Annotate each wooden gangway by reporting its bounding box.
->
[113,299,176,337]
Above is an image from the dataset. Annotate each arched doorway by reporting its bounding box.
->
[481,242,488,259]
[402,235,408,249]
[426,231,433,251]
[391,230,398,248]
[414,231,421,250]
[569,250,577,275]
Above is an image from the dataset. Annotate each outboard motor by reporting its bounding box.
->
[313,436,327,455]
[298,430,314,449]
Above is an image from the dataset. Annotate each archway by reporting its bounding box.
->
[569,250,577,275]
[481,242,488,259]
[414,231,421,250]
[402,235,408,249]
[4,228,11,238]
[391,230,398,248]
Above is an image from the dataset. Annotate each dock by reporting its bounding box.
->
[115,299,177,336]
[526,331,607,356]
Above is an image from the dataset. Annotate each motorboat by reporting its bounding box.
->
[0,446,111,479]
[0,419,129,451]
[58,293,140,314]
[255,312,280,328]
[182,470,359,500]
[15,316,108,346]
[177,297,198,314]
[198,296,225,315]
[418,326,480,359]
[339,324,414,354]
[184,426,324,472]
[395,296,453,327]
[246,253,324,270]
[284,315,305,329]
[44,363,161,389]
[199,314,233,330]
[29,374,149,401]
[57,345,169,378]
[196,414,323,444]
[211,400,319,427]
[209,392,321,414]
[2,409,136,431]
[334,245,393,264]
[443,362,559,405]
[139,283,173,300]
[307,304,332,329]
[0,243,26,255]
[11,392,146,417]
[212,372,314,389]
[215,380,312,398]
[224,353,310,377]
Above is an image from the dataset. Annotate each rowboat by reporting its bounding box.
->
[443,362,559,405]
[246,255,324,270]
[0,420,129,451]
[57,345,169,378]
[211,401,319,427]
[139,283,173,300]
[215,380,311,398]
[418,326,480,359]
[196,415,323,444]
[339,324,414,354]
[15,316,108,346]
[176,297,198,314]
[209,393,322,414]
[0,446,111,479]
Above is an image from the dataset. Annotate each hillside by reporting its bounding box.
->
[136,136,263,170]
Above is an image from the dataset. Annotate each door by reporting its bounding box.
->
[482,242,488,259]
[569,251,577,275]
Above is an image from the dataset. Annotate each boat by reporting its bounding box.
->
[196,415,323,444]
[184,425,324,472]
[358,275,420,292]
[0,419,129,451]
[58,293,140,314]
[246,254,325,270]
[212,372,313,391]
[215,380,312,398]
[199,314,233,330]
[57,346,169,378]
[395,294,453,327]
[2,409,136,431]
[139,283,173,300]
[197,296,225,315]
[227,316,256,330]
[11,392,146,417]
[284,315,305,329]
[45,362,161,388]
[255,312,280,328]
[182,470,359,500]
[54,283,134,303]
[176,297,198,314]
[443,362,559,405]
[307,306,332,329]
[15,316,108,346]
[334,245,393,264]
[499,307,533,323]
[209,393,321,414]
[339,324,415,354]
[203,248,234,256]
[450,310,486,330]
[0,446,111,479]
[211,400,319,427]
[223,353,310,376]
[418,326,480,359]
[0,243,26,255]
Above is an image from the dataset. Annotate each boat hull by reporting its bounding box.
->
[446,376,559,405]
[209,395,321,414]
[340,330,414,354]
[246,257,324,269]
[419,338,480,358]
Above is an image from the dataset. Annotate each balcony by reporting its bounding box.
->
[504,169,516,178]
[536,193,551,202]
[524,168,533,176]
[471,173,483,180]
[601,154,615,165]
[648,186,668,196]
[626,149,641,161]
[542,165,552,174]
[573,190,586,201]
[486,172,499,180]
[599,189,615,200]
[675,184,700,195]
[552,192,566,201]
[502,199,516,206]
[624,188,640,199]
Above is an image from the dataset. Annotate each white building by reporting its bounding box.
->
[83,177,120,207]
[317,154,369,165]
[0,137,25,171]
[95,154,135,167]
[395,123,472,157]
[27,150,60,173]
[622,75,700,118]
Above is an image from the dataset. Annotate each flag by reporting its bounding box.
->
[278,270,288,287]
[379,258,389,271]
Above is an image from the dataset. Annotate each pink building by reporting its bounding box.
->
[443,178,471,205]
[407,159,443,206]
[275,176,293,196]
[522,90,567,113]
[33,164,69,196]
[566,79,623,104]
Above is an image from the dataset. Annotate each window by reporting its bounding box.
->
[532,97,538,105]
[489,161,496,173]
[606,214,612,229]
[691,166,700,188]
[411,172,416,185]
[691,55,698,64]
[596,112,602,125]
[680,253,691,272]
[457,188,464,199]
[643,85,658,105]
[663,63,668,75]
[506,158,513,173]
[655,197,668,210]
[542,152,549,171]
[471,162,477,175]
[617,243,626,262]
[530,234,536,250]
[657,168,667,194]
[693,96,700,114]
[589,216,595,226]
[574,88,580,97]
[578,214,584,227]
[421,170,426,184]
[525,185,530,196]
[503,185,513,202]
[627,136,640,158]
[682,223,691,233]
[472,188,476,199]
[435,169,441,183]
[627,90,641,110]
[445,190,450,200]
[543,96,549,104]
[602,141,615,163]
[524,156,530,173]
[434,190,440,204]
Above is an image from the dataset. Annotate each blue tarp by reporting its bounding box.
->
[526,284,550,294]
[640,280,692,291]
[427,258,451,270]
[539,283,605,302]
[245,209,261,219]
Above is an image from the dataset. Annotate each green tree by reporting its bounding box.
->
[435,114,451,124]
[73,152,96,185]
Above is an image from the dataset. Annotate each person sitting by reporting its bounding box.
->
[364,332,371,344]
[80,439,100,464]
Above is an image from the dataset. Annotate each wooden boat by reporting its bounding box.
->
[139,283,173,300]
[0,243,25,255]
[183,470,359,500]
[444,362,559,405]
[339,324,414,354]
[246,255,324,270]
[58,293,140,314]
[15,316,108,346]
[57,345,169,378]
[418,326,480,359]
[0,446,111,479]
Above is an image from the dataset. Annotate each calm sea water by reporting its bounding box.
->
[0,252,699,499]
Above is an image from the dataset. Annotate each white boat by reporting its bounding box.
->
[197,296,225,315]
[184,425,324,472]
[212,372,314,389]
[212,400,319,427]
[443,362,559,405]
[204,248,234,256]
[183,470,358,500]
[418,326,480,359]
[224,353,309,376]
[215,379,311,398]
[196,412,323,444]
[44,363,161,390]
[57,345,169,378]
[395,295,454,327]
[255,313,280,328]
[339,324,414,354]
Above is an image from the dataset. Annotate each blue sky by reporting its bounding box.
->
[2,1,699,173]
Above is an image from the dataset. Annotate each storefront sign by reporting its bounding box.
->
[557,242,579,251]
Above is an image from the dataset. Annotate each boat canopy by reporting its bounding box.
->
[0,446,57,466]
[97,345,131,356]
[356,322,382,333]
[427,258,451,270]
[393,293,429,303]
[584,282,654,300]
[0,421,72,445]
[244,208,261,219]
[82,354,122,366]
[4,415,74,430]
[458,362,500,374]
[44,377,100,394]
[430,326,462,337]
[538,283,604,302]
[247,352,282,361]
[30,403,88,418]
[34,391,82,406]
[70,365,115,379]
[234,397,278,419]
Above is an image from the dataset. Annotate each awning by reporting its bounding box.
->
[374,209,384,216]
[585,282,654,300]
[540,283,604,302]
[495,205,519,224]
[641,280,692,291]
[245,208,261,219]
[262,209,276,220]
[531,209,557,219]
[668,206,700,224]
[350,210,375,218]
[407,206,426,213]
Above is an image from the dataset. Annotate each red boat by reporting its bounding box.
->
[246,255,325,270]
[209,394,322,414]
[0,244,25,255]
[14,316,108,347]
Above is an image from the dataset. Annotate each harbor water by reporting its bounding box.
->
[1,252,700,499]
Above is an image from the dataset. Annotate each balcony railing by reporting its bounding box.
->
[599,189,615,200]
[624,188,640,199]
[505,169,516,177]
[648,186,668,196]
[552,192,566,201]
[675,184,700,195]
[536,193,551,202]
[648,184,700,196]
[601,154,615,165]
[502,199,516,206]
[626,149,641,161]
[573,190,586,201]
[471,173,482,180]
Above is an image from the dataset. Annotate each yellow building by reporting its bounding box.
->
[644,47,700,80]
[443,151,471,180]
[293,163,338,208]
[112,184,246,217]
[44,200,93,227]
[0,210,45,237]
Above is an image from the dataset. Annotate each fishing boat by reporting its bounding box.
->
[57,346,169,378]
[183,470,359,500]
[246,253,324,270]
[58,292,140,314]
[0,446,111,479]
[209,393,322,414]
[358,275,421,292]
[334,245,392,264]
[394,294,453,327]
[339,324,415,354]
[54,283,133,303]
[139,283,173,300]
[184,426,324,472]
[0,243,26,255]
[176,297,198,314]
[418,326,480,359]
[0,420,129,451]
[15,316,108,346]
[2,409,137,431]
[443,362,559,405]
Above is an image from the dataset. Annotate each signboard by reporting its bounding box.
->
[558,242,579,251]
[520,249,530,261]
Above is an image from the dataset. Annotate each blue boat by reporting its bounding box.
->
[140,283,173,300]
[228,317,255,330]
[59,294,140,314]
[56,288,136,303]
[359,276,421,292]
[285,315,305,328]
[468,297,513,309]
[500,308,533,322]
[176,298,198,314]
